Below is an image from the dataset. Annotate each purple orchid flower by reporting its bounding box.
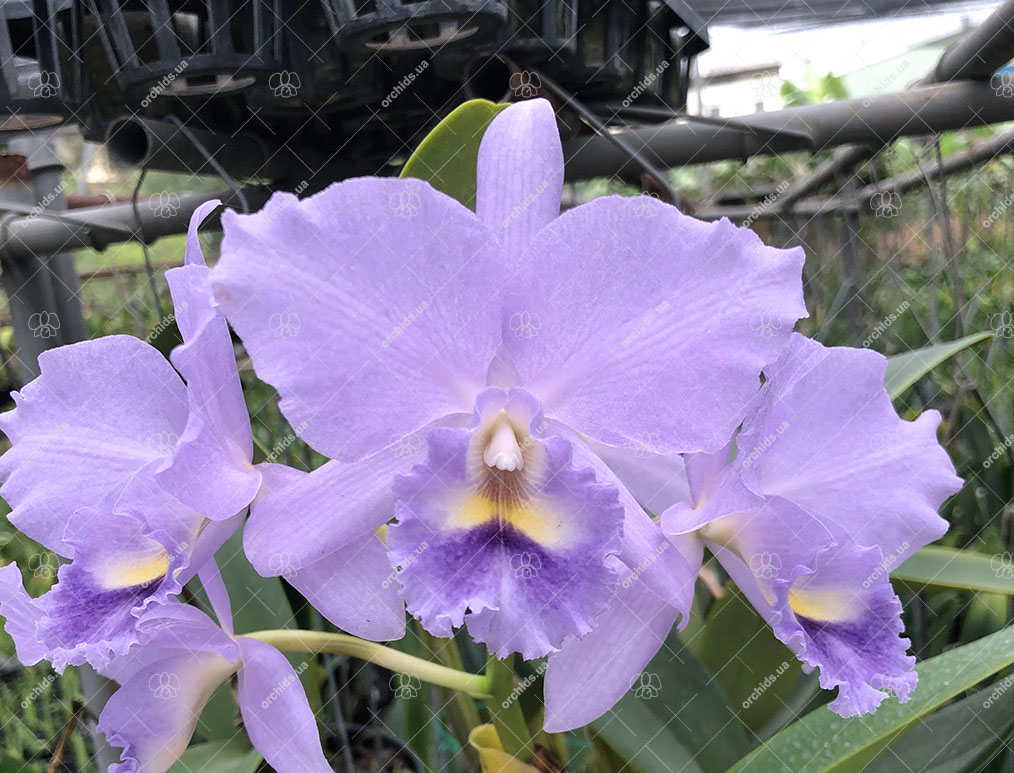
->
[598,333,962,718]
[97,562,331,772]
[210,97,807,728]
[0,201,260,670]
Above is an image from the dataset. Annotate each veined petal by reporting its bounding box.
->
[246,461,406,641]
[544,558,679,732]
[739,333,962,561]
[0,336,188,554]
[212,179,506,461]
[237,638,332,772]
[504,197,806,454]
[16,505,192,672]
[769,542,917,716]
[99,648,238,773]
[587,439,691,517]
[564,431,695,618]
[475,98,563,255]
[158,200,260,520]
[388,389,623,659]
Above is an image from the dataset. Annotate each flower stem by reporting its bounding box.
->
[486,654,535,760]
[245,629,492,699]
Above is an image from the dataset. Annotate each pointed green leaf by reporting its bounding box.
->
[861,678,1014,773]
[892,545,1014,595]
[400,99,508,209]
[884,331,993,400]
[591,631,750,773]
[727,625,1014,772]
[695,585,803,733]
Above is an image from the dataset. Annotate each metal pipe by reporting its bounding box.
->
[780,0,1014,206]
[562,80,1014,179]
[105,117,289,181]
[0,187,270,264]
[695,128,1014,221]
[928,0,1014,83]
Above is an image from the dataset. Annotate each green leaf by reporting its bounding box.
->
[884,331,994,400]
[892,545,1014,595]
[590,631,751,773]
[590,697,703,773]
[727,625,1014,772]
[861,678,1014,773]
[400,99,508,209]
[695,585,804,733]
[170,738,262,773]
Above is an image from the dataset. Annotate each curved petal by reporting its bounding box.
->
[475,98,563,256]
[389,392,623,659]
[212,179,506,461]
[159,203,260,519]
[0,336,188,554]
[587,439,691,517]
[544,558,679,732]
[244,450,410,576]
[740,333,962,561]
[17,505,192,672]
[505,197,806,454]
[236,637,332,772]
[769,542,917,716]
[564,430,696,618]
[0,563,46,665]
[284,532,406,641]
[99,648,238,773]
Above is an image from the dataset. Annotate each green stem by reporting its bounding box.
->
[245,629,492,699]
[486,654,534,760]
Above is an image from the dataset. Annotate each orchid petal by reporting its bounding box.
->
[475,98,563,255]
[544,559,679,732]
[237,637,332,772]
[0,336,188,554]
[212,180,505,461]
[505,198,806,454]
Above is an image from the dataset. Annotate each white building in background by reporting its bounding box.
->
[688,62,783,118]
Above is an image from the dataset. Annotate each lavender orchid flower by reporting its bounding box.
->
[210,97,807,728]
[602,334,962,717]
[0,201,259,669]
[98,562,331,772]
